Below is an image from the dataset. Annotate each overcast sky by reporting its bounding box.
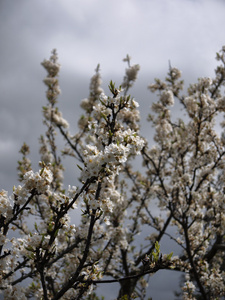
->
[1,0,225,298]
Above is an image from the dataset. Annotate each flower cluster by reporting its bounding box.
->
[0,190,12,221]
[81,127,145,180]
[42,106,69,128]
[122,54,140,92]
[14,164,53,200]
[41,49,61,104]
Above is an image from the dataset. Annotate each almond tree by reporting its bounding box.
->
[1,47,225,299]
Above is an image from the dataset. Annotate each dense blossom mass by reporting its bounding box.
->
[1,47,225,299]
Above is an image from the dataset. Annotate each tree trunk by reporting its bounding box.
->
[117,278,138,300]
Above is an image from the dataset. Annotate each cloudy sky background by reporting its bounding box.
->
[1,0,225,298]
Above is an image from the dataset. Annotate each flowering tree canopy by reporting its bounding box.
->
[1,47,225,299]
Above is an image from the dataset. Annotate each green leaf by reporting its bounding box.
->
[54,229,59,237]
[34,223,39,232]
[77,164,83,171]
[155,241,160,252]
[100,112,107,121]
[25,246,35,252]
[166,252,173,260]
[108,129,113,137]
